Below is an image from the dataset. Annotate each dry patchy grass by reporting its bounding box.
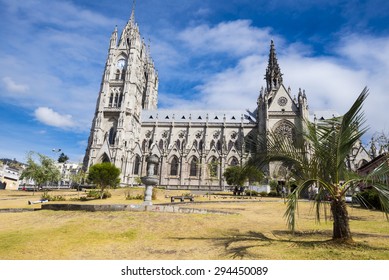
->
[0,188,388,260]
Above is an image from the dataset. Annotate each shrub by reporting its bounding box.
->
[50,195,66,201]
[259,191,268,197]
[358,189,382,210]
[41,192,50,200]
[87,189,111,199]
[267,191,279,197]
[125,191,144,200]
[40,192,66,201]
[245,190,259,196]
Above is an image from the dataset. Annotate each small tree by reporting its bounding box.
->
[223,165,263,195]
[58,153,69,163]
[87,162,121,199]
[20,152,61,194]
[223,166,246,187]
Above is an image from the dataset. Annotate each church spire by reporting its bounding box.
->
[129,0,136,26]
[265,40,283,92]
[118,0,138,48]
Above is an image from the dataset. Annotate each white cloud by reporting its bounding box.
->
[194,55,264,110]
[34,107,75,128]
[161,20,389,140]
[2,77,29,93]
[178,20,276,57]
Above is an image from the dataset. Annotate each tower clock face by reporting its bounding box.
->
[117,59,126,69]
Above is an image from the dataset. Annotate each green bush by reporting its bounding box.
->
[87,189,111,199]
[125,194,144,200]
[267,191,279,197]
[358,189,382,210]
[40,192,66,201]
[245,190,259,196]
[125,190,144,200]
[259,191,268,197]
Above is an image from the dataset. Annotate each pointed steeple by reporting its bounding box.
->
[129,0,136,26]
[110,25,118,49]
[119,0,138,49]
[265,40,283,92]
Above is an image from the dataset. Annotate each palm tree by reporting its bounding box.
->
[249,87,389,242]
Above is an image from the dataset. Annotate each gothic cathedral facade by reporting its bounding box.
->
[83,10,370,190]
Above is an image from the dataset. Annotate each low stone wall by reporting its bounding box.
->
[41,203,235,215]
[0,208,37,213]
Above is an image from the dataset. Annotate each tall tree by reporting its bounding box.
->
[20,152,61,194]
[249,87,389,242]
[87,162,121,199]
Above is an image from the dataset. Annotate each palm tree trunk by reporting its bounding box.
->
[331,198,353,242]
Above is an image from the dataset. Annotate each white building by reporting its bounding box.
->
[55,162,82,187]
[83,8,371,190]
[0,164,20,190]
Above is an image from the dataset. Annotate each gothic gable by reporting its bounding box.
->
[268,85,299,114]
[95,139,112,164]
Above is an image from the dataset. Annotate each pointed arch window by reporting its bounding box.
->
[118,93,123,107]
[230,157,239,166]
[101,153,110,163]
[109,93,114,107]
[209,157,218,178]
[114,93,119,107]
[133,155,141,175]
[108,127,116,145]
[170,156,179,176]
[190,157,198,177]
[120,70,126,80]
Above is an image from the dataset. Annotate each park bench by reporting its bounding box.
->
[170,196,194,203]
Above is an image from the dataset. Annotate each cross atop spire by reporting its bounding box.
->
[265,40,283,92]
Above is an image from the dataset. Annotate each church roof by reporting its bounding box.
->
[141,110,256,124]
[310,110,340,122]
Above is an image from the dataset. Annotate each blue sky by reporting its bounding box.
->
[0,0,388,163]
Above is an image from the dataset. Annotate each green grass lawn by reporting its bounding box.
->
[0,188,388,260]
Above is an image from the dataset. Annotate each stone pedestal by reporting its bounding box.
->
[141,155,159,205]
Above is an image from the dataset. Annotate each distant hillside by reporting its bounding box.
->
[0,158,26,167]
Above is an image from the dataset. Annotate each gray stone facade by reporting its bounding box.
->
[83,10,371,190]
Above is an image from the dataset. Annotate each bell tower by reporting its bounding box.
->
[83,4,158,185]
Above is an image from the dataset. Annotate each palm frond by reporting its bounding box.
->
[363,156,389,219]
[284,179,318,232]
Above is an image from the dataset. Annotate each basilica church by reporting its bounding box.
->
[83,9,371,190]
